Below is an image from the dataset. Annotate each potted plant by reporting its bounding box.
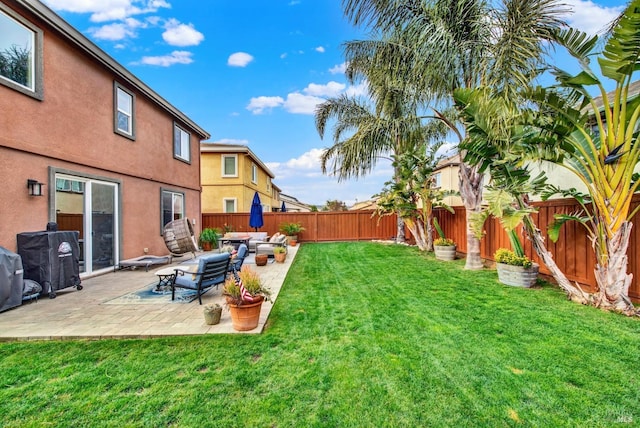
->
[279,222,305,245]
[223,266,271,331]
[203,303,222,325]
[273,246,286,263]
[433,218,456,261]
[494,248,539,288]
[199,228,218,251]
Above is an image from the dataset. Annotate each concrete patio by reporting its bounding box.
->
[0,245,298,341]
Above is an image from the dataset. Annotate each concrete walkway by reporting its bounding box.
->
[0,245,298,341]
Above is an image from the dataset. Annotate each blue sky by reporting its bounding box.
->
[42,0,626,207]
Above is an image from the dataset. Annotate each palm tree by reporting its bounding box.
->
[342,0,567,269]
[526,2,640,314]
[315,44,446,241]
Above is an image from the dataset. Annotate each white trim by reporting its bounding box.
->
[173,123,190,162]
[223,198,237,213]
[222,154,238,177]
[251,163,258,184]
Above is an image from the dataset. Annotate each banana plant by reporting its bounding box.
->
[530,1,640,314]
[375,146,456,251]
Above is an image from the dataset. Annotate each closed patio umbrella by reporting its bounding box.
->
[281,201,286,212]
[249,192,264,231]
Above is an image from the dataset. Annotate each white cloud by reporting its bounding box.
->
[344,82,369,97]
[162,19,204,47]
[303,81,345,97]
[247,96,284,114]
[329,62,347,74]
[267,150,393,205]
[286,148,325,170]
[228,52,254,67]
[88,22,136,40]
[137,50,193,66]
[315,46,325,53]
[563,0,624,35]
[283,93,325,114]
[43,0,171,23]
[208,138,249,145]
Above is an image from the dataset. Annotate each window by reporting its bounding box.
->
[173,123,190,162]
[266,178,271,193]
[222,155,237,177]
[114,83,135,139]
[161,189,184,231]
[223,198,236,213]
[0,4,43,99]
[251,163,258,184]
[433,172,442,188]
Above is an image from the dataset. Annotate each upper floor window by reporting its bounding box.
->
[114,83,135,139]
[161,189,184,232]
[433,172,442,188]
[222,155,237,177]
[266,177,271,193]
[251,163,258,184]
[173,123,190,163]
[0,5,43,99]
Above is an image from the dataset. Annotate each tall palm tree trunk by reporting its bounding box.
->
[459,162,484,270]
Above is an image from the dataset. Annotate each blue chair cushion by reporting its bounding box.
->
[174,253,229,290]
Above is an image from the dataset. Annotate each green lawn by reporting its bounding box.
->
[1,242,639,427]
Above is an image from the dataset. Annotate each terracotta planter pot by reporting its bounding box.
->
[228,296,264,331]
[434,245,456,261]
[274,252,286,263]
[496,262,539,288]
[255,254,268,266]
[289,240,297,247]
[201,241,212,252]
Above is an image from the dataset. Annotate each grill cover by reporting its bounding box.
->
[0,246,23,312]
[17,231,81,298]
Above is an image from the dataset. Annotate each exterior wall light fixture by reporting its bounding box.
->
[27,179,44,196]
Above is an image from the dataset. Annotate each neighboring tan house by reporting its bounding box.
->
[0,0,209,276]
[433,154,464,206]
[280,193,311,212]
[349,198,378,211]
[201,143,276,213]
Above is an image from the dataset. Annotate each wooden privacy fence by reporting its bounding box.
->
[204,197,640,301]
[202,211,399,243]
[434,197,640,301]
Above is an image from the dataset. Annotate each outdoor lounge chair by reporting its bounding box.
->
[255,233,288,258]
[228,244,248,273]
[170,252,230,304]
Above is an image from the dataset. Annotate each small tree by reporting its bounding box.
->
[375,146,455,251]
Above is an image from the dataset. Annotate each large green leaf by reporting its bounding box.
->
[548,213,590,242]
[600,0,640,82]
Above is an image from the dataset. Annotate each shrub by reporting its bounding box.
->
[494,248,532,268]
[434,237,455,246]
[279,222,305,235]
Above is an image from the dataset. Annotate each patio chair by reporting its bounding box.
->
[228,243,248,273]
[255,233,288,258]
[163,218,198,258]
[170,252,230,304]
